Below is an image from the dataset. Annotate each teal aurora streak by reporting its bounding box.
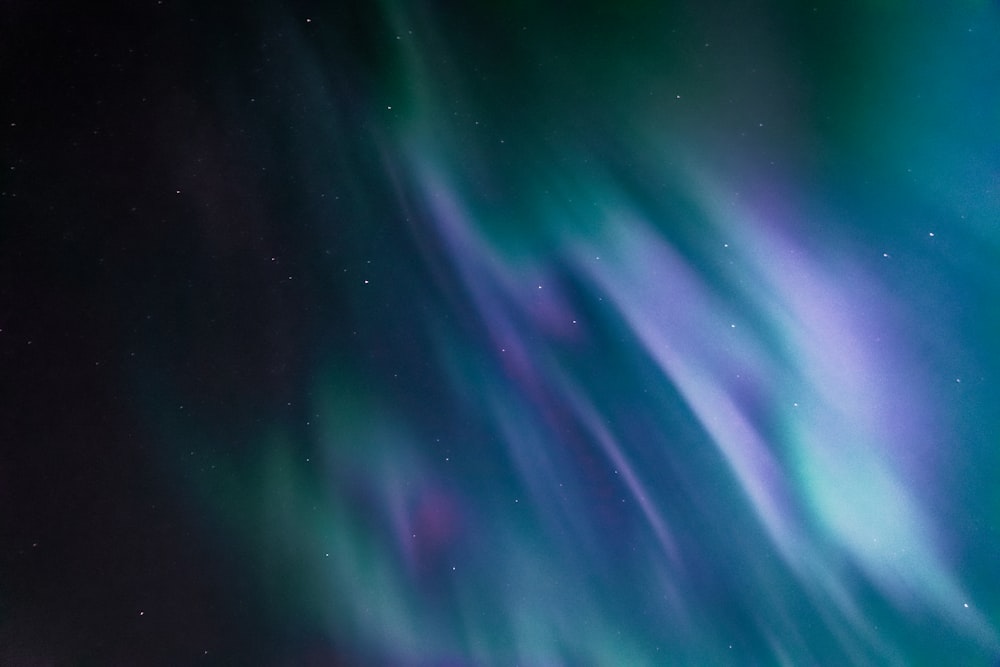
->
[158,2,1000,664]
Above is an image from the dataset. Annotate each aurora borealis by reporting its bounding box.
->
[4,1,1000,664]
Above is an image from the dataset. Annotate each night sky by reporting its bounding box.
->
[4,1,1000,665]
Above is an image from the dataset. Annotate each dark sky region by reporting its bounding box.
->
[3,1,1000,665]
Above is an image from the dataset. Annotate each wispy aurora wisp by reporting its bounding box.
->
[175,1,1000,664]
